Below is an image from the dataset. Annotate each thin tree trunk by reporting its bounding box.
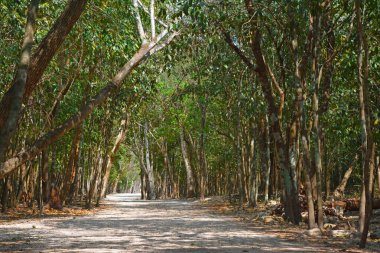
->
[333,156,357,198]
[1,177,10,212]
[38,155,43,215]
[140,171,145,200]
[69,136,83,204]
[16,163,27,203]
[236,79,246,205]
[87,150,102,209]
[288,120,298,201]
[41,150,50,203]
[27,161,37,208]
[61,125,82,204]
[100,114,129,198]
[258,117,268,204]
[320,0,335,201]
[180,127,195,198]
[356,0,374,247]
[377,156,380,199]
[144,122,156,200]
[161,141,175,198]
[199,101,207,200]
[263,115,271,202]
[312,54,324,230]
[249,138,257,207]
[299,79,316,229]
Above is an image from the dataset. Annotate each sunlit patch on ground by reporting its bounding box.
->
[0,193,378,252]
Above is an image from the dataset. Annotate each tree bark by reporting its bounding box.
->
[263,116,271,202]
[236,80,246,205]
[61,125,82,204]
[0,0,40,162]
[100,114,129,198]
[86,149,102,209]
[1,177,10,212]
[249,137,257,207]
[180,127,196,198]
[333,156,357,198]
[377,156,380,199]
[199,101,207,200]
[258,116,269,203]
[161,141,175,198]
[355,0,374,247]
[143,122,156,200]
[311,11,324,229]
[41,150,50,203]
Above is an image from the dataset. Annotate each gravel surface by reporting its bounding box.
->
[0,193,341,252]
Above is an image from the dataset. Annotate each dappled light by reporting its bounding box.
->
[0,0,379,251]
[0,194,333,252]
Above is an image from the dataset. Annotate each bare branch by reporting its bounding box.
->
[150,0,156,38]
[222,30,255,70]
[262,56,284,120]
[150,31,179,55]
[137,0,168,28]
[132,0,147,44]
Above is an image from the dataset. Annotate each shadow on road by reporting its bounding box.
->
[0,193,332,252]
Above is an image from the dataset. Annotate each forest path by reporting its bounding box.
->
[0,193,338,252]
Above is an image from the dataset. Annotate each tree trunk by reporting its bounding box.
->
[144,122,156,200]
[16,163,27,204]
[300,84,316,229]
[27,161,37,208]
[355,0,374,247]
[161,141,175,198]
[312,54,324,230]
[100,114,129,198]
[236,79,246,205]
[262,116,271,202]
[87,151,102,209]
[239,0,300,224]
[1,177,10,212]
[140,172,145,200]
[41,150,50,203]
[333,156,357,198]
[249,138,257,207]
[377,156,380,199]
[61,125,82,204]
[0,0,39,162]
[320,0,335,200]
[199,101,207,200]
[180,127,196,198]
[38,155,43,215]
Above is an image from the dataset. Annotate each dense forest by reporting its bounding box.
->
[0,0,379,248]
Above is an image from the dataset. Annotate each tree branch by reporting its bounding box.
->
[132,0,147,44]
[137,0,168,28]
[150,0,156,38]
[222,31,255,70]
[0,0,40,162]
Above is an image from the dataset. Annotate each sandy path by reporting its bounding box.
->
[0,193,336,252]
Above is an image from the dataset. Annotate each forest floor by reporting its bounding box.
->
[0,193,379,252]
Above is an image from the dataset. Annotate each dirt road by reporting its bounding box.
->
[0,193,346,252]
